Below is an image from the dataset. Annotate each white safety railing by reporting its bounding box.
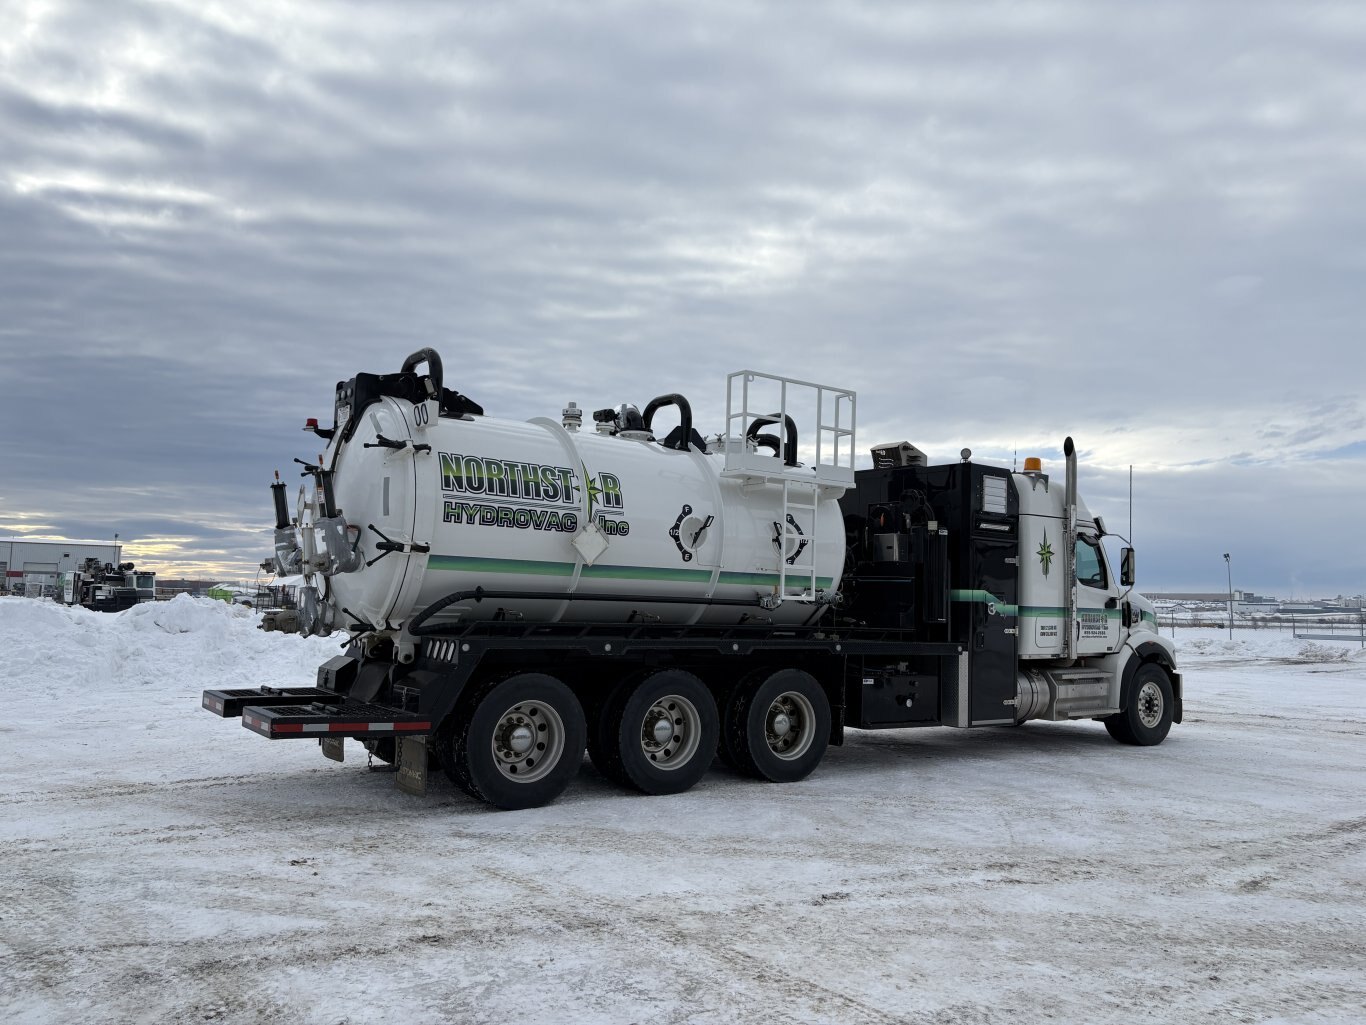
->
[721,370,856,489]
[721,371,856,603]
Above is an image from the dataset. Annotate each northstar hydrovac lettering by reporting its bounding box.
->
[438,451,629,535]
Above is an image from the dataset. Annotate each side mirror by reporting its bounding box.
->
[1120,547,1135,588]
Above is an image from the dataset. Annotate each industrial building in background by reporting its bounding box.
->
[0,538,156,611]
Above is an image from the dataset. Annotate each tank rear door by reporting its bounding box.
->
[327,397,419,630]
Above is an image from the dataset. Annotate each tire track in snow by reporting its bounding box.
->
[1182,715,1366,736]
[0,771,328,807]
[475,863,914,1025]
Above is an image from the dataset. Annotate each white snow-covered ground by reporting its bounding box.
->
[1,596,1363,1025]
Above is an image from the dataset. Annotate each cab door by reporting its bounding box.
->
[1074,534,1122,655]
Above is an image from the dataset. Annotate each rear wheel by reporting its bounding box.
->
[715,683,746,771]
[1105,663,1174,746]
[438,673,587,810]
[596,670,718,795]
[722,668,830,783]
[587,676,634,776]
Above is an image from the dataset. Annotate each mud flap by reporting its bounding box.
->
[396,736,428,796]
[320,736,345,762]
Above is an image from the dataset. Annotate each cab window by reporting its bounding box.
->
[1075,537,1108,589]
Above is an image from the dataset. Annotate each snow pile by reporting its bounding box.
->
[122,594,258,633]
[0,593,341,696]
[1295,641,1362,662]
[1173,626,1366,663]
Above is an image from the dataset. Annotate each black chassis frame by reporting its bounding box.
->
[211,619,968,744]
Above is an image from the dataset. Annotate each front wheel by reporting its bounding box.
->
[438,673,587,810]
[1105,663,1174,746]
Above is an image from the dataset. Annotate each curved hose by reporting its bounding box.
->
[745,413,799,467]
[641,393,693,450]
[401,348,444,399]
[752,435,781,456]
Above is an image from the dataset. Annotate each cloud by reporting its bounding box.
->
[2,0,1363,592]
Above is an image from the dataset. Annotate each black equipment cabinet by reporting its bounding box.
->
[838,460,1020,728]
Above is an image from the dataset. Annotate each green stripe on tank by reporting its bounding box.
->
[427,554,831,590]
[427,555,575,577]
[581,563,713,583]
[721,571,835,589]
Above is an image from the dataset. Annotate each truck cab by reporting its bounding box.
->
[1015,464,1123,659]
[837,440,1180,743]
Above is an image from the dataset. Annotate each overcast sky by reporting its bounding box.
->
[3,0,1363,595]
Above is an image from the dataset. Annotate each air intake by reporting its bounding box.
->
[871,441,928,468]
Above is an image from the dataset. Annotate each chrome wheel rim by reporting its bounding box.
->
[766,691,815,760]
[491,700,565,783]
[1137,680,1164,729]
[639,694,702,770]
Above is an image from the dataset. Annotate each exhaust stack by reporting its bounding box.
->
[1062,436,1077,661]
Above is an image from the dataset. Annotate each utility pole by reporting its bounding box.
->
[1223,552,1233,640]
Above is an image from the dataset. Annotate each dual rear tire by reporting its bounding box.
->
[436,672,587,811]
[436,665,833,810]
[720,668,830,783]
[587,666,831,789]
[590,669,719,795]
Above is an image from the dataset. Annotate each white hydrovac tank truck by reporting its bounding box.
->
[212,348,1179,811]
[274,349,856,647]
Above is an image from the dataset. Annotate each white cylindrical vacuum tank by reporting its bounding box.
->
[296,385,848,634]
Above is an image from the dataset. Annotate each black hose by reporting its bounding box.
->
[408,586,766,636]
[641,393,693,450]
[746,413,799,467]
[319,470,339,519]
[271,481,291,530]
[401,348,444,399]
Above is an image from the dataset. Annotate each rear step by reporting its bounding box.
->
[241,700,433,739]
[202,686,342,718]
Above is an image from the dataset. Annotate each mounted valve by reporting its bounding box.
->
[288,461,364,577]
[592,404,650,438]
[270,472,303,576]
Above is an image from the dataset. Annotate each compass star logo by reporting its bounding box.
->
[583,470,603,515]
[1037,531,1055,576]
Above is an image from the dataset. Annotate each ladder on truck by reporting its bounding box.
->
[776,478,820,602]
[721,370,856,605]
